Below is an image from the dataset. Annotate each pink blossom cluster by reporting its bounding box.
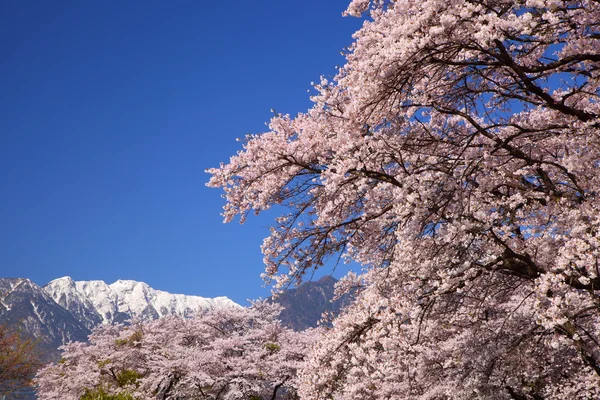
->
[208,0,600,398]
[35,302,316,399]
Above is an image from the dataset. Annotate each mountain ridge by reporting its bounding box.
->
[0,278,90,355]
[0,276,241,354]
[43,276,239,326]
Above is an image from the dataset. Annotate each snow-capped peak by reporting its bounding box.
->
[43,277,239,326]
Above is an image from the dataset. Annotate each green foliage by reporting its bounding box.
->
[80,387,135,400]
[264,342,281,353]
[115,369,143,388]
[114,330,143,347]
[79,368,142,400]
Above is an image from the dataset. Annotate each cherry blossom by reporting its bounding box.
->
[208,0,600,398]
[35,302,316,400]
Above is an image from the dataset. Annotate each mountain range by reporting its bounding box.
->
[0,277,239,356]
[0,275,348,351]
[0,278,90,355]
[44,276,238,328]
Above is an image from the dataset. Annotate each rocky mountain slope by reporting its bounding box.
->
[272,276,354,330]
[0,278,90,355]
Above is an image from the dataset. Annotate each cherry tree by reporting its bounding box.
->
[207,0,600,398]
[35,302,316,400]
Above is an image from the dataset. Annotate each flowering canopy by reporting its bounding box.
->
[35,302,315,400]
[208,0,600,398]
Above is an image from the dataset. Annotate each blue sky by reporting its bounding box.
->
[0,1,362,305]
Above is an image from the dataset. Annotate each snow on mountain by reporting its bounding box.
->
[0,278,90,351]
[44,277,240,326]
[42,276,103,329]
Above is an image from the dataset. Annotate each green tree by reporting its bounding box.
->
[80,387,135,400]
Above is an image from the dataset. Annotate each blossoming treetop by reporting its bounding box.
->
[209,0,600,398]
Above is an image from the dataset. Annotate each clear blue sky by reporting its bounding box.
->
[0,1,362,305]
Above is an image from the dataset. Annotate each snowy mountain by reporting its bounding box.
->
[0,278,90,353]
[0,276,239,352]
[44,276,240,327]
[0,274,352,348]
